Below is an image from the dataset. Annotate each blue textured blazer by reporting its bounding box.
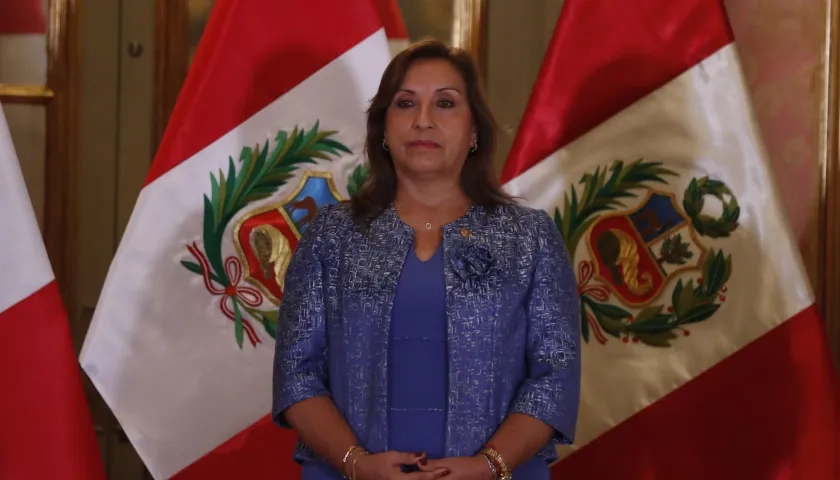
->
[272,201,581,465]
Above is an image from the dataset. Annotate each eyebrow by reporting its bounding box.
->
[398,87,462,94]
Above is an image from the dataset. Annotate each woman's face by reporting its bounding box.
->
[384,58,475,180]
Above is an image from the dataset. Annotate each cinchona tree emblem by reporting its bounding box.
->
[555,159,740,347]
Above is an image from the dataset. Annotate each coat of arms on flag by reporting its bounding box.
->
[561,159,740,347]
[179,124,350,348]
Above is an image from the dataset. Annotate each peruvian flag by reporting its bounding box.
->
[0,103,105,479]
[502,1,840,478]
[79,0,391,478]
[373,0,409,56]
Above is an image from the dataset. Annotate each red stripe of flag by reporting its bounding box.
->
[147,0,384,185]
[171,416,299,479]
[0,282,106,480]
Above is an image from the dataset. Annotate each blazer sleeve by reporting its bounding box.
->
[272,205,332,428]
[510,210,582,445]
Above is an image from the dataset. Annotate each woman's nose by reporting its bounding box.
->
[413,103,433,129]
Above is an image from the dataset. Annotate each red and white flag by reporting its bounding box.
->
[0,103,105,479]
[502,1,840,478]
[373,0,409,56]
[79,0,391,478]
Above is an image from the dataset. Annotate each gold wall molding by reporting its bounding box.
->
[0,84,53,104]
[45,0,80,318]
[452,0,488,79]
[153,0,189,148]
[821,0,840,369]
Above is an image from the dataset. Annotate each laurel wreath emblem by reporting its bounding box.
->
[556,159,740,347]
[180,123,352,348]
[683,177,740,238]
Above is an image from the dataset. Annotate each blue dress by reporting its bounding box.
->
[388,243,448,461]
[300,242,550,479]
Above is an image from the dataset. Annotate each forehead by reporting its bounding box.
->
[400,58,466,91]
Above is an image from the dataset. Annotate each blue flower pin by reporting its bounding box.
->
[449,242,496,281]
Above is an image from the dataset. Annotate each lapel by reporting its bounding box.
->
[364,205,414,332]
[349,206,413,452]
[441,204,511,453]
[441,204,503,338]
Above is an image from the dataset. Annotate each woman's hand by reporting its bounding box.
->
[418,455,494,480]
[352,451,449,480]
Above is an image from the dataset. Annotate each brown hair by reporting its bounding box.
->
[350,38,512,227]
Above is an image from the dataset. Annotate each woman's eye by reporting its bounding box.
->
[438,99,454,108]
[396,99,413,108]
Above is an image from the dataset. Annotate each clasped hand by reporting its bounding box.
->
[352,451,493,480]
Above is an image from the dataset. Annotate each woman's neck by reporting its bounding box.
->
[395,177,469,210]
[393,177,471,229]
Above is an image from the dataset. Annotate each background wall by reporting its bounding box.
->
[486,0,562,172]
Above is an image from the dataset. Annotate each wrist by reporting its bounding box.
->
[476,453,498,480]
[340,444,368,478]
[479,445,511,480]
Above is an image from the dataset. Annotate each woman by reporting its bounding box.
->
[273,39,581,480]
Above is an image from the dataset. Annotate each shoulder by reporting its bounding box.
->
[484,203,570,266]
[485,202,556,239]
[303,202,356,250]
[312,201,354,231]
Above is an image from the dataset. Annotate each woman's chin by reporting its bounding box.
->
[401,158,454,177]
[405,166,451,178]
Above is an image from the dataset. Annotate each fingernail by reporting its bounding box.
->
[415,451,425,457]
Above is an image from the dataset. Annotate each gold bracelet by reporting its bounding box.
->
[480,446,512,480]
[341,445,365,478]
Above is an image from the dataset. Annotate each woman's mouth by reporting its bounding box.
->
[408,140,440,149]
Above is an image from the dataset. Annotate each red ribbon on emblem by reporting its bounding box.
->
[187,242,265,346]
[577,260,609,345]
[577,260,609,301]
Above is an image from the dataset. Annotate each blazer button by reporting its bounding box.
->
[460,228,472,237]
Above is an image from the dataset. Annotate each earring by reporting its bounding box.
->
[382,138,389,151]
[469,141,478,153]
